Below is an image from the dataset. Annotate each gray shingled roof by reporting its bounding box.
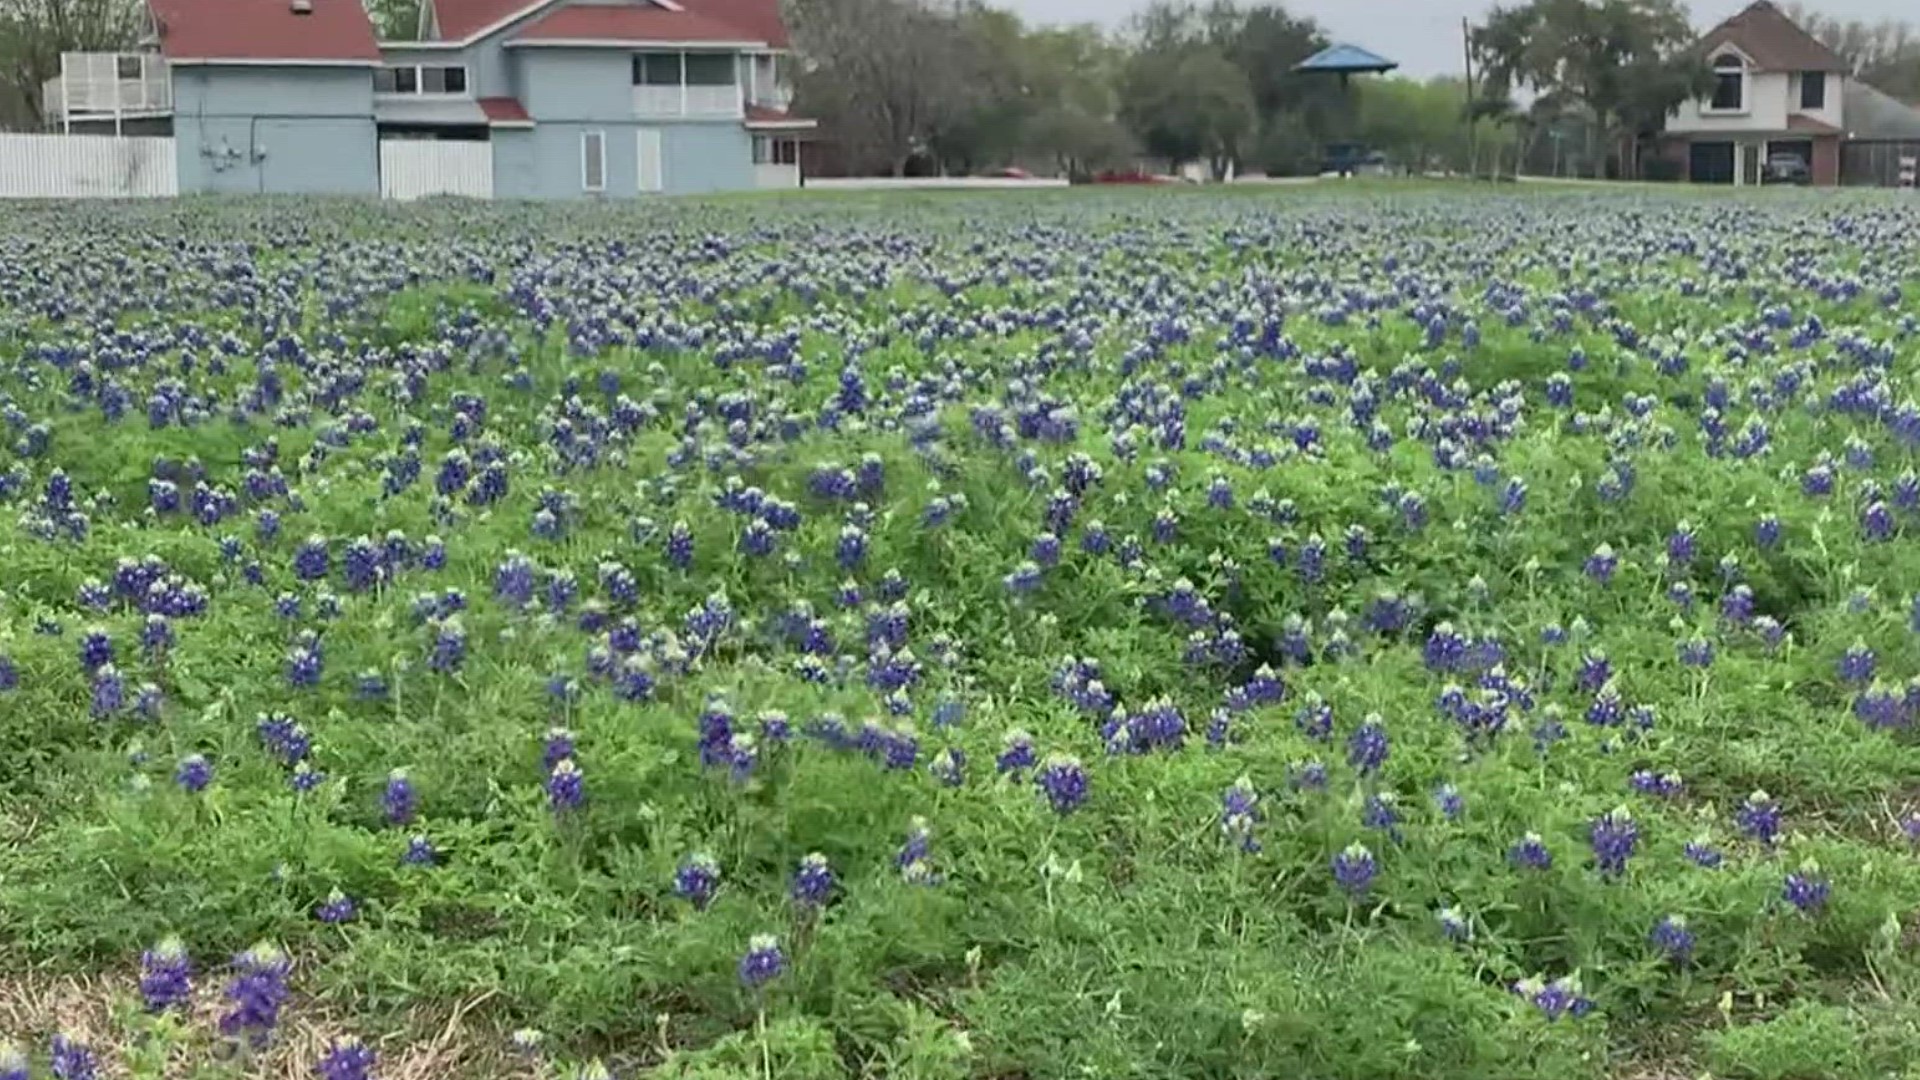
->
[1845,81,1920,141]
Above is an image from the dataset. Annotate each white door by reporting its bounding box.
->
[637,128,664,193]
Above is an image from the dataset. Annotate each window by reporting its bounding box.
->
[684,53,734,86]
[633,53,681,86]
[1801,71,1826,110]
[116,55,143,80]
[1709,53,1744,112]
[581,130,606,192]
[376,64,467,96]
[752,136,798,165]
[631,51,736,86]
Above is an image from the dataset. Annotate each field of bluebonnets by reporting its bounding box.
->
[2,186,1920,1080]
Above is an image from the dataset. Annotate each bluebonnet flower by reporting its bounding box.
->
[383,769,416,826]
[1362,793,1401,841]
[1667,522,1697,568]
[1331,841,1376,896]
[508,1028,544,1057]
[291,762,327,794]
[1584,543,1619,585]
[315,890,357,924]
[1220,776,1261,852]
[50,1034,96,1080]
[176,753,213,792]
[929,746,966,787]
[0,655,15,692]
[1289,758,1329,791]
[221,943,292,1047]
[996,729,1036,774]
[0,1041,23,1080]
[1437,904,1471,942]
[1837,640,1876,685]
[316,1038,377,1080]
[1754,514,1782,550]
[89,664,125,719]
[1003,561,1043,593]
[546,759,585,813]
[1677,636,1713,667]
[77,628,113,672]
[428,617,466,673]
[140,936,193,1013]
[791,853,835,908]
[1433,783,1465,821]
[896,817,939,883]
[1629,770,1683,798]
[402,835,438,866]
[1736,790,1783,845]
[1589,808,1639,877]
[1036,754,1090,814]
[294,534,330,581]
[1509,832,1553,870]
[675,853,721,909]
[543,727,575,770]
[738,933,786,989]
[1650,915,1694,964]
[1783,863,1830,914]
[1512,976,1594,1021]
[1346,715,1388,776]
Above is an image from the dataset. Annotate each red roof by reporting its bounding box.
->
[427,0,529,40]
[687,0,787,49]
[477,96,531,123]
[148,0,380,62]
[1786,114,1842,134]
[1699,1,1846,73]
[745,104,815,128]
[508,4,762,43]
[428,0,787,47]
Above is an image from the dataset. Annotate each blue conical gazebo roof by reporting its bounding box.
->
[1294,44,1399,75]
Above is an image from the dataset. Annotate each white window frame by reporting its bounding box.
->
[581,130,606,192]
[1705,52,1748,115]
[376,63,470,98]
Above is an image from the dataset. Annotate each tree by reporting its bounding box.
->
[1119,40,1255,175]
[1471,0,1706,178]
[0,0,144,130]
[788,0,988,176]
[1023,103,1135,179]
[1784,3,1920,102]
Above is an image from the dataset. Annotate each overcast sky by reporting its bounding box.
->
[997,0,1911,77]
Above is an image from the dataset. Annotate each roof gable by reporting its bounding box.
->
[424,0,786,47]
[148,0,381,62]
[508,3,766,45]
[1698,1,1845,73]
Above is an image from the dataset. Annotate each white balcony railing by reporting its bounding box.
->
[634,83,742,120]
[43,52,170,122]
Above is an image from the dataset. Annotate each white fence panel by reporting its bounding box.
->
[804,177,1070,191]
[0,134,175,198]
[380,140,493,201]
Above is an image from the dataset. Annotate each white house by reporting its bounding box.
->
[1663,0,1847,186]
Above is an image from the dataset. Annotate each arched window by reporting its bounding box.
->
[1710,53,1746,111]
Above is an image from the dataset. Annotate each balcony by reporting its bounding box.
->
[43,52,170,124]
[633,83,742,120]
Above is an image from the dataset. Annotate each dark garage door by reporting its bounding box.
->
[1689,141,1734,184]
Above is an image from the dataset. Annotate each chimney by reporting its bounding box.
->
[291,0,313,13]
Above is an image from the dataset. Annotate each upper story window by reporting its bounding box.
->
[1708,53,1745,112]
[376,64,468,96]
[632,52,736,87]
[1801,71,1826,110]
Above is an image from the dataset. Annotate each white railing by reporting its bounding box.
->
[634,84,741,119]
[45,53,170,121]
[754,162,799,189]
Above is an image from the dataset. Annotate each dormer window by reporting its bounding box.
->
[1709,53,1745,112]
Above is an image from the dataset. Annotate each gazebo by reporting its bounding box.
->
[1293,44,1399,176]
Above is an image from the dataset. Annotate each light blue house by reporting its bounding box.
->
[48,0,811,198]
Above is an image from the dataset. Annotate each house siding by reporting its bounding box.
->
[172,65,377,194]
[1669,71,1792,133]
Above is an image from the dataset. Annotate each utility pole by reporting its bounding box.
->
[1462,17,1478,178]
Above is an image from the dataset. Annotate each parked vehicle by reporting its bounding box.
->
[1762,153,1811,185]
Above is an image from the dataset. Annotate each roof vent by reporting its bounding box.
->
[291,0,312,13]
